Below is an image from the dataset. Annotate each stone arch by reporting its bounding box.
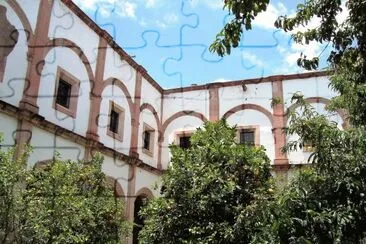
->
[222,103,274,126]
[140,103,162,137]
[105,176,125,200]
[135,187,154,199]
[44,38,95,87]
[6,1,34,43]
[285,97,348,127]
[33,158,54,169]
[133,187,154,244]
[102,77,134,115]
[162,111,208,137]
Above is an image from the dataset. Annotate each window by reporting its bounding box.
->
[56,78,72,108]
[142,123,155,157]
[179,136,191,149]
[236,126,260,146]
[240,130,255,146]
[107,101,125,141]
[303,141,314,152]
[53,67,80,118]
[175,131,194,149]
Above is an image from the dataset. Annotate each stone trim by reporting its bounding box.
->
[86,37,107,141]
[174,130,195,147]
[161,111,208,134]
[236,125,260,146]
[107,101,125,142]
[135,187,154,199]
[129,71,142,156]
[209,86,220,121]
[140,103,163,168]
[102,77,134,114]
[19,0,54,114]
[164,71,329,95]
[142,123,155,157]
[105,176,125,199]
[52,67,80,118]
[271,79,288,165]
[222,103,274,125]
[0,99,163,176]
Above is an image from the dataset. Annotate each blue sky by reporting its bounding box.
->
[73,0,345,89]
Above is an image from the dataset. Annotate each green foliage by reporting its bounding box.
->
[0,136,30,243]
[248,96,366,243]
[139,120,273,243]
[0,137,130,243]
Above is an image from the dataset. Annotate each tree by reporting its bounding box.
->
[256,95,366,243]
[210,1,366,242]
[139,120,273,243]
[0,136,130,243]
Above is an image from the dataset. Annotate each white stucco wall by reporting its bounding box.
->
[103,46,136,101]
[219,82,273,118]
[0,113,18,150]
[102,155,130,199]
[48,0,99,74]
[135,167,160,197]
[226,109,275,162]
[98,85,132,155]
[16,0,40,31]
[283,76,337,108]
[141,78,162,116]
[163,90,209,122]
[37,47,91,136]
[138,109,159,168]
[28,126,85,167]
[0,1,29,107]
[161,116,205,169]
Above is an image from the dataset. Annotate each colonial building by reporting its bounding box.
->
[0,0,346,243]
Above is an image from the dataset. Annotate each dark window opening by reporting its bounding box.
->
[240,130,255,146]
[133,196,147,244]
[143,131,151,150]
[179,136,191,149]
[56,78,72,108]
[109,110,119,134]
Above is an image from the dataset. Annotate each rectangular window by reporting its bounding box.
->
[109,110,119,134]
[142,123,155,157]
[240,130,255,146]
[179,136,191,149]
[56,78,72,108]
[107,101,125,142]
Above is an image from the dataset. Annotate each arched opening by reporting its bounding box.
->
[133,195,148,244]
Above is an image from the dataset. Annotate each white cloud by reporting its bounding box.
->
[155,13,179,28]
[145,0,156,8]
[73,0,137,18]
[209,78,229,83]
[156,20,167,29]
[253,2,288,30]
[242,51,264,67]
[188,0,223,10]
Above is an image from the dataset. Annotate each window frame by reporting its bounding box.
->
[174,131,194,149]
[142,123,155,157]
[107,101,125,142]
[53,67,80,118]
[236,125,260,146]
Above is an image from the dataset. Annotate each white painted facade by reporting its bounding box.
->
[0,1,345,241]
